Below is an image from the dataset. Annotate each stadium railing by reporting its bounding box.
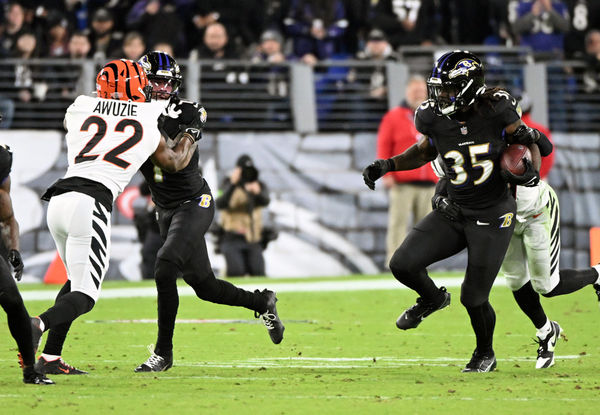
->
[0,50,596,133]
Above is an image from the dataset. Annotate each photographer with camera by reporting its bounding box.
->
[216,154,271,277]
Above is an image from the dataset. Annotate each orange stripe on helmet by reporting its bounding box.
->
[96,59,148,102]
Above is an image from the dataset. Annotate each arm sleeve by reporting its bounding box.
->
[536,132,553,157]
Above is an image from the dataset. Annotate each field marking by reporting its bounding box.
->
[21,277,496,301]
[84,319,316,325]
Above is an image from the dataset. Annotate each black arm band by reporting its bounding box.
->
[535,131,553,157]
[385,158,396,172]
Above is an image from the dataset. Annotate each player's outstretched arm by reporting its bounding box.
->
[0,177,23,280]
[150,133,196,173]
[362,136,437,190]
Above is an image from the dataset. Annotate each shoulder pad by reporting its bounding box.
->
[414,100,436,135]
[491,90,522,118]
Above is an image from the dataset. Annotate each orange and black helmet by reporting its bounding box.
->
[95,59,150,102]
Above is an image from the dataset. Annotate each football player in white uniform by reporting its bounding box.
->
[30,59,202,375]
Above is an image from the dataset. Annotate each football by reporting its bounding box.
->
[500,144,532,176]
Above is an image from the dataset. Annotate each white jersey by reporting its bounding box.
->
[63,95,164,200]
[515,180,550,221]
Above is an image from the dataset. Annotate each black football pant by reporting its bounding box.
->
[153,194,268,357]
[221,232,265,277]
[0,255,35,369]
[390,194,516,355]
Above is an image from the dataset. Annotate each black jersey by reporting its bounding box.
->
[415,91,521,209]
[140,99,207,209]
[0,145,12,183]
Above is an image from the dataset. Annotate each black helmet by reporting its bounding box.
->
[138,51,182,100]
[427,50,486,116]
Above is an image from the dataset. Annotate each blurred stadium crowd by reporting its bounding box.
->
[1,0,600,132]
[0,0,599,64]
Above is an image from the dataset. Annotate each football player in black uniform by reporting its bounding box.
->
[0,144,53,384]
[363,51,546,372]
[133,51,284,372]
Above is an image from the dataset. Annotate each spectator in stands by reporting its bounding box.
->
[376,75,436,265]
[190,0,264,49]
[251,30,286,63]
[152,41,175,57]
[369,0,437,48]
[196,22,240,59]
[43,11,69,58]
[0,95,15,128]
[0,1,30,57]
[126,0,185,57]
[582,30,600,93]
[348,28,398,100]
[89,7,123,60]
[12,32,48,103]
[216,154,271,277]
[60,31,91,99]
[512,0,570,58]
[67,31,91,59]
[564,0,600,59]
[122,31,146,61]
[284,0,348,64]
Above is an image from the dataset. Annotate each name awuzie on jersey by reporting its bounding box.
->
[92,100,138,117]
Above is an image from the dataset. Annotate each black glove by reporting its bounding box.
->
[432,194,463,221]
[501,158,540,187]
[180,103,207,142]
[362,159,395,190]
[8,249,23,281]
[512,125,540,146]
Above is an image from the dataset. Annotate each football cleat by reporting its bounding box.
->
[134,346,173,372]
[35,356,88,375]
[31,317,43,354]
[255,289,285,344]
[462,350,497,373]
[593,284,600,306]
[396,287,451,330]
[23,368,55,385]
[535,321,563,369]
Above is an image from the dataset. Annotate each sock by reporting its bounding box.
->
[39,291,94,329]
[465,301,496,356]
[512,281,547,329]
[41,353,61,362]
[536,319,552,339]
[42,321,72,356]
[544,268,599,297]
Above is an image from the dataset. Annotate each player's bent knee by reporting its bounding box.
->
[460,290,488,309]
[154,257,179,284]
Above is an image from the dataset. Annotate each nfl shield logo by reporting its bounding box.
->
[460,126,468,135]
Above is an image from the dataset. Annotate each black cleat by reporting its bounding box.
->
[396,287,451,330]
[23,368,55,385]
[255,289,285,344]
[35,356,88,375]
[31,317,43,354]
[593,284,600,305]
[462,350,497,373]
[134,349,173,372]
[535,321,563,369]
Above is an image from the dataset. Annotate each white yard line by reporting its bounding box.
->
[21,276,495,301]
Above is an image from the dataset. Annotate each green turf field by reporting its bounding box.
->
[1,273,599,414]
